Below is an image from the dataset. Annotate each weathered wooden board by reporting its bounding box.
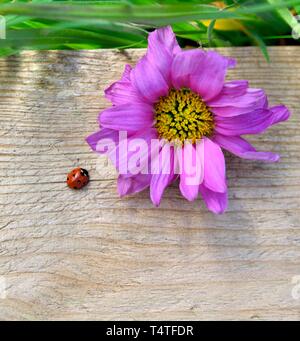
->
[0,47,300,321]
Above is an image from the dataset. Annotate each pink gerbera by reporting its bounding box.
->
[87,26,290,214]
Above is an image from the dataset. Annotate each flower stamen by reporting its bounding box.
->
[154,88,214,143]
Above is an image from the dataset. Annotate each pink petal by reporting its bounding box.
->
[208,80,269,117]
[150,26,181,55]
[99,102,154,132]
[118,174,151,197]
[213,134,280,162]
[105,64,143,106]
[87,129,157,177]
[217,80,249,96]
[270,105,291,125]
[171,50,235,101]
[150,146,176,206]
[199,184,228,214]
[203,137,227,193]
[171,49,205,90]
[178,141,204,201]
[147,26,180,85]
[190,51,236,101]
[212,103,266,117]
[86,128,119,153]
[120,64,131,81]
[131,55,169,103]
[209,88,266,109]
[115,128,158,176]
[215,105,290,136]
[86,129,124,170]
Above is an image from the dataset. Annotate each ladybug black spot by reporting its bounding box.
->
[80,168,89,177]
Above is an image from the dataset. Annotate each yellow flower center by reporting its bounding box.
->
[154,88,214,143]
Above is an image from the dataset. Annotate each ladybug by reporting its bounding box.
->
[67,168,89,190]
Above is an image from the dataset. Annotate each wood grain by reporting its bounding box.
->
[0,47,300,321]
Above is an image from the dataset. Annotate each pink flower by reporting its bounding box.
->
[87,26,290,214]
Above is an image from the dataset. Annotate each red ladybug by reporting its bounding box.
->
[67,168,89,190]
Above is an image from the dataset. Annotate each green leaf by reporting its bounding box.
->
[2,1,300,25]
[1,0,300,57]
[207,18,216,47]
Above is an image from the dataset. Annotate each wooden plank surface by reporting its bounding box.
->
[0,47,300,321]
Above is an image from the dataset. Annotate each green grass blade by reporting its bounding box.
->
[1,1,300,25]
